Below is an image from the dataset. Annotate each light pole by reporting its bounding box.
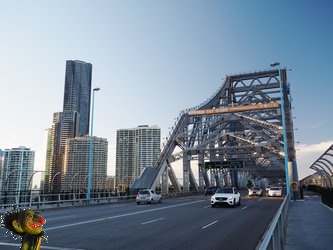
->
[51,172,61,193]
[270,62,290,198]
[87,87,100,203]
[70,173,79,191]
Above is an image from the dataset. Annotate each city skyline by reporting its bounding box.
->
[1,1,333,187]
[44,60,94,192]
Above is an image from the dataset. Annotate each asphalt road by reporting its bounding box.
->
[0,194,283,250]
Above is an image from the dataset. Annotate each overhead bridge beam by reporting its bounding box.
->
[188,102,280,116]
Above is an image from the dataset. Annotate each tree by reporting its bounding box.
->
[247,180,254,189]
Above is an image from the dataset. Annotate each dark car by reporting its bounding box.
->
[204,186,219,195]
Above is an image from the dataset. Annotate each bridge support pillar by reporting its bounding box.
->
[198,153,205,192]
[183,155,190,193]
[232,170,238,188]
[161,165,168,193]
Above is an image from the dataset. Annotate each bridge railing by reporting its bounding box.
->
[0,191,136,212]
[0,190,202,212]
[255,195,290,250]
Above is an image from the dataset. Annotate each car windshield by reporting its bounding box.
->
[270,188,280,191]
[217,188,233,193]
[253,187,260,190]
[139,190,149,194]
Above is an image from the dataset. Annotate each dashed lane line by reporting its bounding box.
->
[45,199,206,231]
[202,220,218,229]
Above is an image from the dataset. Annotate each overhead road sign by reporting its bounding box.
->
[188,102,280,116]
[204,160,244,169]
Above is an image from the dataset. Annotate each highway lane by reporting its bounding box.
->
[0,195,283,250]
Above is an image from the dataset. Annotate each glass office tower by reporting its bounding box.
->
[63,60,92,136]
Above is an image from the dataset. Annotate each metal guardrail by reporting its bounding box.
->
[0,191,202,213]
[0,191,136,212]
[256,195,290,250]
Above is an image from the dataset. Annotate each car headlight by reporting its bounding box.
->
[227,197,233,200]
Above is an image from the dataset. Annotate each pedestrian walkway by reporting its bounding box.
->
[285,191,333,250]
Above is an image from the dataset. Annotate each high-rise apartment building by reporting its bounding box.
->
[43,60,92,193]
[63,136,108,192]
[44,111,80,192]
[1,147,34,204]
[115,125,160,190]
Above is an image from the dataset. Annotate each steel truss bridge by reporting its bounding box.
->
[132,68,298,193]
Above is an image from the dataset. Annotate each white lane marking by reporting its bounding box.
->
[141,217,164,225]
[46,215,74,221]
[242,206,249,210]
[174,199,193,202]
[0,242,18,247]
[204,205,211,208]
[202,220,218,229]
[0,242,85,250]
[45,200,206,231]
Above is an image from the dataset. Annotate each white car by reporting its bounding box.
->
[136,189,162,205]
[248,187,263,196]
[211,187,241,207]
[268,187,282,197]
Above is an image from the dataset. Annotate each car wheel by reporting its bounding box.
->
[238,197,241,206]
[233,199,236,208]
[137,202,140,205]
[150,199,154,204]
[159,198,162,203]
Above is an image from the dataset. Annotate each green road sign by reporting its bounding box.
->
[204,160,244,169]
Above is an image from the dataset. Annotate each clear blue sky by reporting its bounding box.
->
[1,1,333,184]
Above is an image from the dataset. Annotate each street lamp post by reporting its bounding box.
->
[50,171,61,202]
[26,170,44,205]
[3,170,16,205]
[270,62,290,198]
[70,173,79,191]
[87,87,100,203]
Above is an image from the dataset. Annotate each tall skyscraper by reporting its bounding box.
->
[115,125,160,190]
[63,60,92,136]
[43,60,92,193]
[1,147,35,204]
